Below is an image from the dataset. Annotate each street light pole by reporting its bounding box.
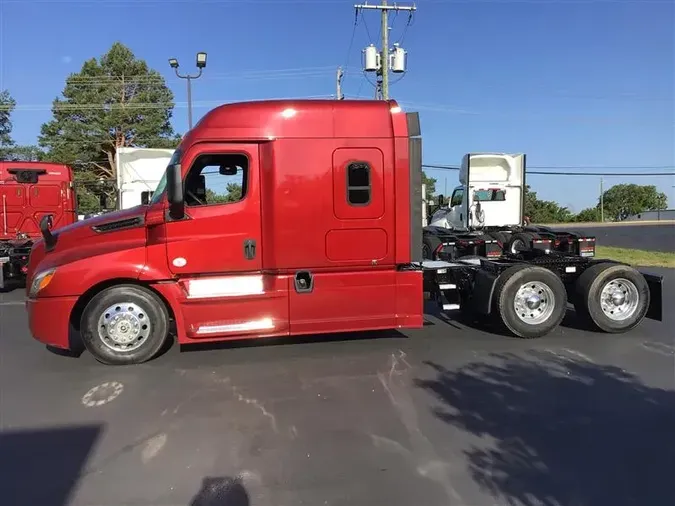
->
[168,52,207,130]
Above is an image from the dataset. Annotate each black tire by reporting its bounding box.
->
[506,232,532,254]
[488,230,510,246]
[493,264,567,338]
[80,284,170,365]
[422,235,442,260]
[573,263,650,333]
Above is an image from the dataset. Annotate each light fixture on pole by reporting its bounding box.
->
[168,52,208,130]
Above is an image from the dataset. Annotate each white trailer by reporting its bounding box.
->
[115,147,175,210]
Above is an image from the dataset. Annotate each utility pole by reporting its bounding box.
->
[336,67,344,100]
[380,1,390,100]
[600,177,605,223]
[356,2,416,100]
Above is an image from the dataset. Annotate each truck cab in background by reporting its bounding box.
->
[0,161,77,289]
[423,153,595,260]
[431,153,525,230]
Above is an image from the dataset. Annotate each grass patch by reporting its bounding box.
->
[595,246,675,268]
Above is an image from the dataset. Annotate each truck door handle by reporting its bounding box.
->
[243,239,256,260]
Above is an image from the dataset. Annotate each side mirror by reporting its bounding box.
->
[437,194,444,207]
[99,194,108,210]
[166,163,185,220]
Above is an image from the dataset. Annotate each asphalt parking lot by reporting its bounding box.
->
[1,268,674,506]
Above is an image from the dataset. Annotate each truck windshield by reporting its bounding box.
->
[149,148,182,205]
[474,189,506,202]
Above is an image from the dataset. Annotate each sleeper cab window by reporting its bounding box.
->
[347,161,371,206]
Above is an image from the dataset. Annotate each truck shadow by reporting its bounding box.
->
[415,352,675,506]
[450,306,603,335]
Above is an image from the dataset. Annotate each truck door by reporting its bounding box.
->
[164,143,289,339]
[447,186,465,227]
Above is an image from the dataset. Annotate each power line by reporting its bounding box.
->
[424,163,675,170]
[61,66,350,80]
[422,164,675,176]
[1,94,337,112]
[2,0,668,4]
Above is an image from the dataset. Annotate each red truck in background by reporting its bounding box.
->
[25,99,664,366]
[0,161,77,289]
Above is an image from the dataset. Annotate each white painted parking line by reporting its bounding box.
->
[0,301,25,306]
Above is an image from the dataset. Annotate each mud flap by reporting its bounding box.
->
[642,272,663,321]
[469,269,498,315]
[0,257,8,290]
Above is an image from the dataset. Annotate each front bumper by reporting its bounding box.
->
[26,295,78,350]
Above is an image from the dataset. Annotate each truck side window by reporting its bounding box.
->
[185,153,248,207]
[141,191,154,205]
[450,188,463,207]
[347,162,371,206]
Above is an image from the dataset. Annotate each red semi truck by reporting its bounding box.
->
[0,161,77,289]
[25,99,663,365]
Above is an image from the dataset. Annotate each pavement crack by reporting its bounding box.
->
[377,350,464,504]
[229,384,279,433]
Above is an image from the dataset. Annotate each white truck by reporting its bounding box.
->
[115,147,175,210]
[423,153,595,260]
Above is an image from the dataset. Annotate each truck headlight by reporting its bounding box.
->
[29,268,57,298]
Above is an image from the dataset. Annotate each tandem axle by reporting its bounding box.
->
[420,252,662,338]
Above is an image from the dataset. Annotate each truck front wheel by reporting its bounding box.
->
[493,265,567,338]
[80,284,170,365]
[573,263,649,333]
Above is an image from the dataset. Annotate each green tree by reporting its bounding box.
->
[524,185,573,224]
[0,90,16,157]
[38,42,182,213]
[422,171,437,197]
[574,207,602,222]
[205,183,243,205]
[601,183,667,221]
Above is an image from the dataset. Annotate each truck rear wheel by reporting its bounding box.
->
[80,284,170,365]
[573,263,649,333]
[423,235,442,260]
[506,232,532,254]
[493,265,567,338]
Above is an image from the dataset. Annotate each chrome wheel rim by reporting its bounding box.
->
[97,302,151,353]
[514,281,556,324]
[600,277,639,321]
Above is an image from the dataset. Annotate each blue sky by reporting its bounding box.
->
[0,0,673,212]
